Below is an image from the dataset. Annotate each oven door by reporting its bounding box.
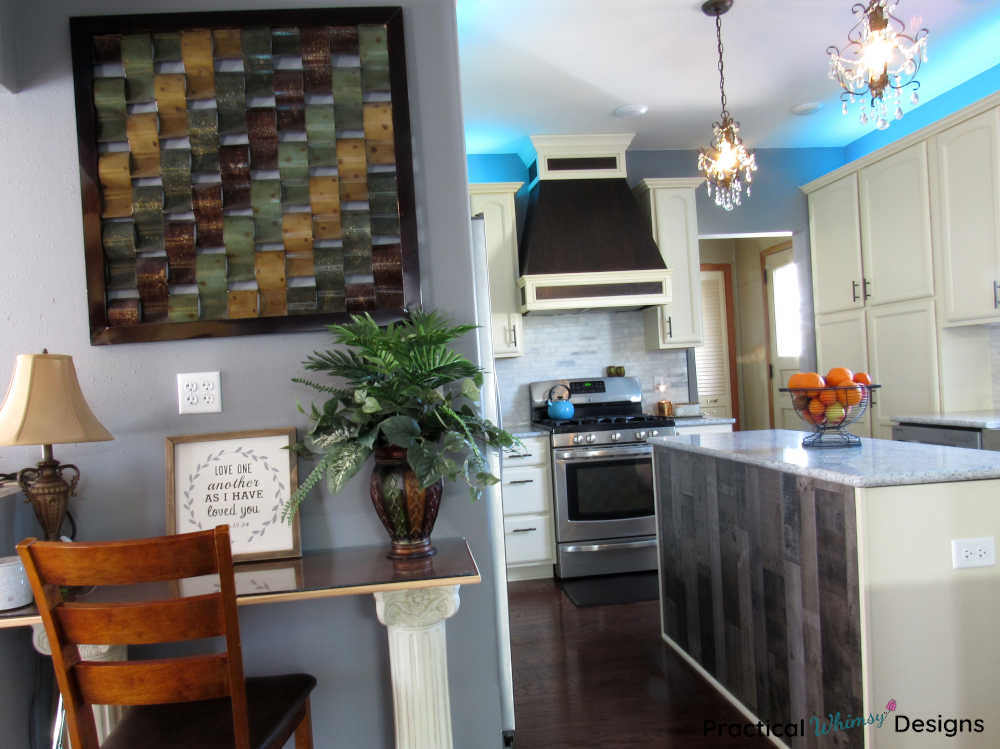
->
[552,444,656,543]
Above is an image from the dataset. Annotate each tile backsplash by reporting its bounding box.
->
[493,309,690,429]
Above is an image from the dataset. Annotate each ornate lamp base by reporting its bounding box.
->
[18,445,79,541]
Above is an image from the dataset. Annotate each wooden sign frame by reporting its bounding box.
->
[71,8,420,345]
[166,428,301,562]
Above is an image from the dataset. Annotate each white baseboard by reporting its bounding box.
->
[505,563,553,582]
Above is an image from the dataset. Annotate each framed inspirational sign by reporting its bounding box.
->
[166,427,300,561]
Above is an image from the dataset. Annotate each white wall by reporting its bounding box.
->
[0,2,506,747]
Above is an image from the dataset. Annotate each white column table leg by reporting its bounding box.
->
[374,585,461,749]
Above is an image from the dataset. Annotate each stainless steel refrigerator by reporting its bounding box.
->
[469,214,516,745]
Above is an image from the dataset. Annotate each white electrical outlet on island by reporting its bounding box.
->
[177,371,222,415]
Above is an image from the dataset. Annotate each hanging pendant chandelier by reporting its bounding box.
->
[827,1,929,130]
[697,0,757,212]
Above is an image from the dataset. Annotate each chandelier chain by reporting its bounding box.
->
[715,14,728,119]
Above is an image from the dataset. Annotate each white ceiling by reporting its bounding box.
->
[457,0,1000,155]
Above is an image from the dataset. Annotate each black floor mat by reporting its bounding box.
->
[559,571,659,607]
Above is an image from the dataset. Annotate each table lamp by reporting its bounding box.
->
[0,352,113,540]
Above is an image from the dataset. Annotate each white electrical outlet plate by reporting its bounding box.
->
[177,371,222,415]
[951,536,996,569]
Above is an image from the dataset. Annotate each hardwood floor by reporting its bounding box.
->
[508,579,774,749]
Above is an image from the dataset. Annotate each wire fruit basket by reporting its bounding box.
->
[778,384,880,448]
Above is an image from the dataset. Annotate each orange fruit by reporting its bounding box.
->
[808,398,825,418]
[853,371,872,385]
[819,389,838,405]
[788,372,825,391]
[825,367,854,387]
[838,383,862,407]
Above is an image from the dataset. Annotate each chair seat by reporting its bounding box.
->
[101,673,317,749]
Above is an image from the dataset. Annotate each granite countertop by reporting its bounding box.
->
[891,411,1000,429]
[672,416,736,427]
[648,429,1000,488]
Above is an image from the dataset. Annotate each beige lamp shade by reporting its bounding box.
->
[0,353,113,446]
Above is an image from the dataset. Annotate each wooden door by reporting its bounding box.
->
[764,249,804,430]
[814,308,871,438]
[859,142,934,306]
[695,267,736,422]
[867,298,940,439]
[808,174,864,316]
[932,108,1000,324]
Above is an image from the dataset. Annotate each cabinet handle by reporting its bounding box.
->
[506,453,533,460]
[512,323,518,348]
[666,315,673,338]
[508,479,534,485]
[863,279,871,302]
[510,527,537,534]
[994,281,999,309]
[852,281,860,303]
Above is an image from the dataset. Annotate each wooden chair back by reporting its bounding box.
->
[17,525,251,749]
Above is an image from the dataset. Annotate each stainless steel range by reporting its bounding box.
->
[529,377,675,579]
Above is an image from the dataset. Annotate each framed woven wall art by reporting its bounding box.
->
[70,8,420,345]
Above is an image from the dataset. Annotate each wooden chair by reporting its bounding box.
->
[17,525,316,749]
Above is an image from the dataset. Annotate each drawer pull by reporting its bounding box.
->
[509,527,537,534]
[506,453,533,460]
[507,479,534,485]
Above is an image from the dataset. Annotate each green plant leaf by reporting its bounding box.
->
[461,377,481,402]
[362,396,381,413]
[354,388,368,404]
[379,415,421,448]
[324,442,372,495]
[408,440,459,488]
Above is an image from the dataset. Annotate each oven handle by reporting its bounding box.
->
[554,448,651,462]
[562,538,657,553]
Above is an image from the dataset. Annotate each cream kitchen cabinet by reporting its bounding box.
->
[469,182,524,357]
[808,174,865,316]
[809,143,934,317]
[501,436,555,580]
[634,178,704,349]
[814,299,940,439]
[930,107,1000,326]
[858,142,935,306]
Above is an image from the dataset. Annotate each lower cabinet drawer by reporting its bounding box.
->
[503,514,554,566]
[501,465,550,515]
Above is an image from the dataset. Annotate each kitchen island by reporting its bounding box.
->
[648,430,1000,749]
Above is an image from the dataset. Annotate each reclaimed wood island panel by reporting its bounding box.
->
[650,430,1000,749]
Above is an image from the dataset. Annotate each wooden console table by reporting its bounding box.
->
[1,537,481,749]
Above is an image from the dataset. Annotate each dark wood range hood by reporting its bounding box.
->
[517,134,672,312]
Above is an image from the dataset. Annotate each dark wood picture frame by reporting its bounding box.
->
[71,8,420,345]
[165,427,301,562]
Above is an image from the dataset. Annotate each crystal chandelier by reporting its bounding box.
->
[697,0,757,212]
[827,1,929,130]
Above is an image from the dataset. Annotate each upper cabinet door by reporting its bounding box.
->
[470,183,524,358]
[636,178,703,349]
[859,143,934,306]
[808,174,865,316]
[931,108,1000,325]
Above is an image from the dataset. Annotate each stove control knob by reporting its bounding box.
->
[610,432,622,441]
[573,434,585,444]
[650,430,660,437]
[586,434,598,443]
[636,431,648,440]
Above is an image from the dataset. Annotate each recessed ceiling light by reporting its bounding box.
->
[791,101,823,116]
[613,104,649,118]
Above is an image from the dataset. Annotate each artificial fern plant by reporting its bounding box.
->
[283,310,516,520]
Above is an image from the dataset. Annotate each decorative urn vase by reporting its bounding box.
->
[369,445,443,559]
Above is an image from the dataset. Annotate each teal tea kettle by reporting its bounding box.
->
[546,383,574,420]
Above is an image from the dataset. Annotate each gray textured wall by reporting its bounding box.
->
[0,1,506,747]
